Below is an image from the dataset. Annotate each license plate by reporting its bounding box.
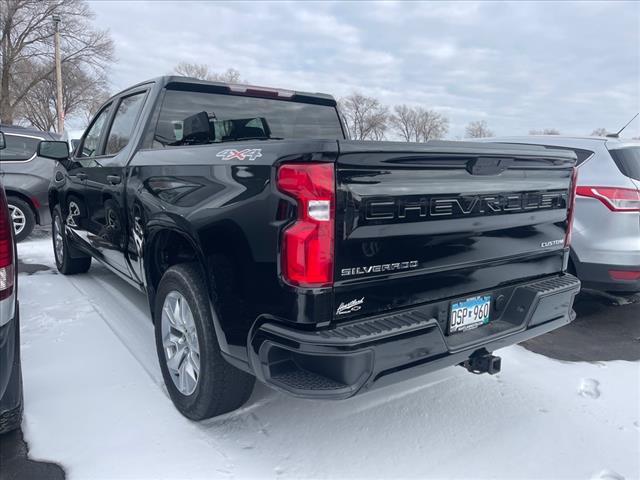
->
[449,295,491,334]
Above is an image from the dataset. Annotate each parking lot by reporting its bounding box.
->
[0,228,637,480]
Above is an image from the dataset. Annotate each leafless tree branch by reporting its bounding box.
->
[465,120,494,138]
[173,62,244,83]
[339,92,389,141]
[1,0,114,124]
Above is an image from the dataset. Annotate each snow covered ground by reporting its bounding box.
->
[17,232,640,480]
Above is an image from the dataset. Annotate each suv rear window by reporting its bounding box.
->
[609,147,640,181]
[152,89,344,148]
[0,134,40,162]
[493,143,593,165]
[540,146,593,165]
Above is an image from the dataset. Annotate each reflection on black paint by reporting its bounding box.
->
[145,177,206,205]
[96,198,123,248]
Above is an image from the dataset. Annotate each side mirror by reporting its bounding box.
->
[37,140,69,161]
[0,131,6,150]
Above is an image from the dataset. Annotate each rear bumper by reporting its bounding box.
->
[249,274,580,399]
[574,259,640,292]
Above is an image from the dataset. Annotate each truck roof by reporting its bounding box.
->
[116,75,337,106]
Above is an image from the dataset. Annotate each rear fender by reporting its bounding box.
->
[143,219,234,358]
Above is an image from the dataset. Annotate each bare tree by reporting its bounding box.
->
[413,107,449,141]
[529,128,560,135]
[465,120,494,138]
[174,62,210,80]
[389,104,449,142]
[590,127,608,136]
[339,92,389,141]
[173,62,243,83]
[390,104,417,141]
[17,58,109,131]
[210,68,242,83]
[82,88,110,124]
[369,123,387,141]
[0,0,114,124]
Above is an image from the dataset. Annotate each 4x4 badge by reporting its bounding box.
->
[216,148,262,161]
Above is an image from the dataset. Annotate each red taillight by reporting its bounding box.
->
[0,189,15,300]
[565,167,579,247]
[609,270,640,281]
[576,186,640,212]
[277,163,335,288]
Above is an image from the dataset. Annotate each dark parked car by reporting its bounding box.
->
[0,132,23,434]
[40,76,581,420]
[0,124,57,242]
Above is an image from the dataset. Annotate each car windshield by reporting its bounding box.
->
[153,88,344,147]
[609,146,640,181]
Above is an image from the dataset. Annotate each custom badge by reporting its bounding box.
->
[216,148,263,161]
[336,297,365,315]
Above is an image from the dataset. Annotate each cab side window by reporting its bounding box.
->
[105,92,146,156]
[78,104,112,158]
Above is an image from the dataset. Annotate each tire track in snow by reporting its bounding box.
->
[64,270,165,389]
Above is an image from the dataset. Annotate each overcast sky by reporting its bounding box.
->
[88,0,640,139]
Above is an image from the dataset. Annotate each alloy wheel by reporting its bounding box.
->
[161,291,201,396]
[67,201,80,227]
[8,204,26,236]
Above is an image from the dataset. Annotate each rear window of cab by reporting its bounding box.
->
[151,88,344,148]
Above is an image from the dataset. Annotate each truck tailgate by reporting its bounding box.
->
[333,141,576,321]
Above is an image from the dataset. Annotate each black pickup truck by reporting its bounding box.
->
[38,76,580,420]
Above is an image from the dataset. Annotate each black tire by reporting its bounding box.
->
[154,263,255,420]
[0,327,23,435]
[7,197,35,243]
[52,206,91,275]
[0,385,23,435]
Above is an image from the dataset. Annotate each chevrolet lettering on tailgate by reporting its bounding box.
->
[363,190,568,222]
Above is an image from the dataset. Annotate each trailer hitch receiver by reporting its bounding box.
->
[461,352,502,375]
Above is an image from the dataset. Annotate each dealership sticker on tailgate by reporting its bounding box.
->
[449,295,491,334]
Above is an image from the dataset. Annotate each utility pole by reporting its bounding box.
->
[53,14,64,134]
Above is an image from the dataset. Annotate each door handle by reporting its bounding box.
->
[107,174,122,185]
[73,172,88,181]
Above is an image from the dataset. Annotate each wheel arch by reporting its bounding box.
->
[144,218,254,306]
[143,219,256,362]
[4,189,39,224]
[144,225,208,316]
[48,188,60,213]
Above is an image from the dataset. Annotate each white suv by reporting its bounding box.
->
[487,136,640,293]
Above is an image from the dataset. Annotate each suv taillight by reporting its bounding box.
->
[277,163,335,288]
[576,186,640,212]
[565,167,578,247]
[0,189,15,301]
